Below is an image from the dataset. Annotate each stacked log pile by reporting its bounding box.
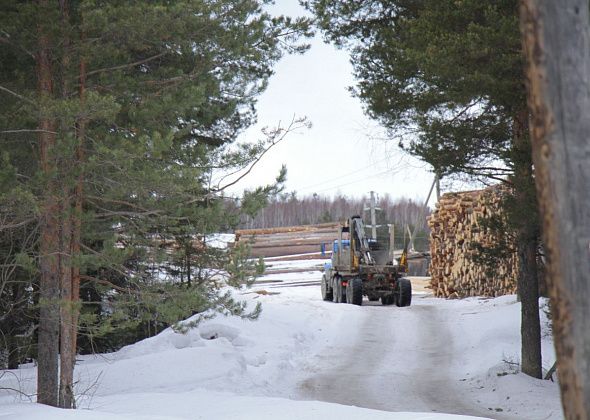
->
[235,222,340,259]
[428,187,517,298]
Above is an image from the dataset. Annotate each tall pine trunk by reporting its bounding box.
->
[36,0,60,405]
[68,55,87,408]
[57,0,76,408]
[513,110,542,379]
[58,198,74,408]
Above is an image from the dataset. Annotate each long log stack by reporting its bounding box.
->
[428,187,517,298]
[235,222,340,259]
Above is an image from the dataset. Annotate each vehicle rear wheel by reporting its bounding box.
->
[321,274,333,301]
[346,278,363,306]
[396,278,412,307]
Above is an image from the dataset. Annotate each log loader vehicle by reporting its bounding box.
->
[321,216,412,307]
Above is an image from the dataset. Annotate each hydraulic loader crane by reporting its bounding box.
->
[321,216,412,306]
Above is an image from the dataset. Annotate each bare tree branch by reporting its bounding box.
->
[85,51,169,78]
[1,129,57,135]
[215,116,310,193]
[0,34,35,59]
[0,85,36,106]
[0,219,37,232]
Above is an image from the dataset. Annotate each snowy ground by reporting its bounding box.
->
[0,257,563,419]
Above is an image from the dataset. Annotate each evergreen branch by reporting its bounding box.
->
[464,169,510,183]
[80,275,138,294]
[462,165,513,174]
[0,85,36,106]
[93,210,163,219]
[85,51,169,78]
[143,73,197,88]
[85,195,154,213]
[78,245,138,287]
[448,98,485,123]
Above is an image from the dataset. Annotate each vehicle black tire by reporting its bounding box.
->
[348,278,363,306]
[368,296,380,302]
[321,274,333,301]
[381,294,394,305]
[396,278,412,307]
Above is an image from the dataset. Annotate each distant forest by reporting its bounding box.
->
[239,193,431,251]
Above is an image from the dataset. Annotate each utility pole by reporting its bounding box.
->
[369,191,377,240]
[389,223,395,261]
[408,175,438,252]
[363,191,380,240]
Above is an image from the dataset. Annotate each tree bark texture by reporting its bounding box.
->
[67,55,87,409]
[520,0,590,417]
[36,0,60,406]
[516,228,542,378]
[512,110,542,379]
[58,0,75,408]
[59,200,74,409]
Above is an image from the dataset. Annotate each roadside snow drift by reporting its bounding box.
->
[0,258,562,419]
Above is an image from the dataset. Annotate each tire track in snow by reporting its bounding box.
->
[296,298,512,419]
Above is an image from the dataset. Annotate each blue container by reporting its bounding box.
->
[333,239,350,253]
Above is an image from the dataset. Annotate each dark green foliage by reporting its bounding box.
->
[306,0,523,181]
[0,224,38,368]
[0,0,312,359]
[469,189,516,278]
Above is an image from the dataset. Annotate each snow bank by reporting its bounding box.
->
[0,258,562,419]
[1,393,491,420]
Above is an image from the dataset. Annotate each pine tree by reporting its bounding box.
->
[0,0,311,407]
[306,0,542,378]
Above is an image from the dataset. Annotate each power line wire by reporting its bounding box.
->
[295,155,393,193]
[310,167,402,194]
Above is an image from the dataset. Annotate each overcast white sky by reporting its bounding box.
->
[226,1,436,204]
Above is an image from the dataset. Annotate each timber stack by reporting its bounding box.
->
[427,186,517,298]
[234,222,340,259]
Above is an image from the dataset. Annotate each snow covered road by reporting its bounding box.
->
[0,257,564,419]
[297,299,501,418]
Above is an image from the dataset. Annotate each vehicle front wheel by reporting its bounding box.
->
[396,278,412,307]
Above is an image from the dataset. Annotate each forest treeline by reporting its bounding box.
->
[239,193,431,251]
